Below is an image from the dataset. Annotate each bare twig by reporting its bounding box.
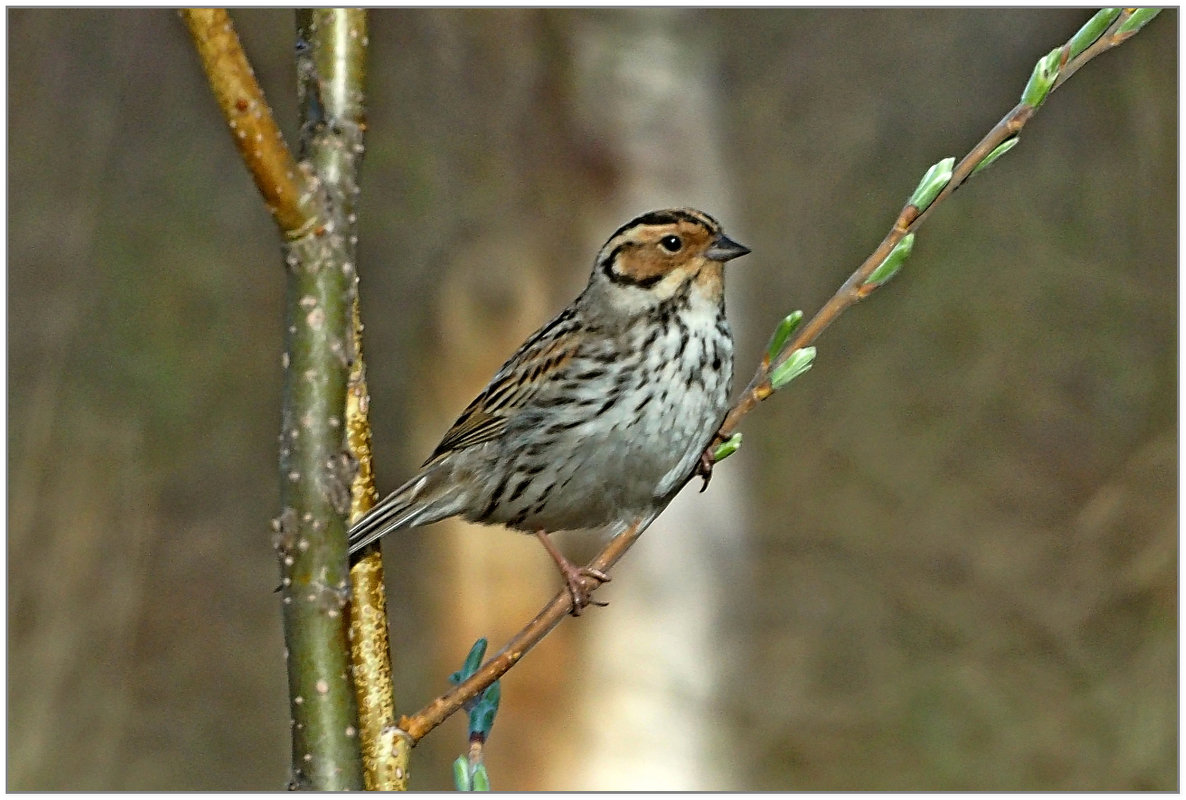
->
[396,6,1161,747]
[400,518,651,742]
[180,9,317,238]
[721,8,1156,438]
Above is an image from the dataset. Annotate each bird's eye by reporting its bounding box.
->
[659,235,683,253]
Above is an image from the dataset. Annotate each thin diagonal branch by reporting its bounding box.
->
[399,517,652,743]
[720,8,1156,430]
[395,6,1161,747]
[180,9,317,238]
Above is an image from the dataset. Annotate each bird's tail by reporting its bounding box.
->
[347,469,463,554]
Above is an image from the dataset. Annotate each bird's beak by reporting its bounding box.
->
[706,234,751,263]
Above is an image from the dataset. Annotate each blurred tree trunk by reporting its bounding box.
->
[419,225,585,783]
[403,10,752,788]
[399,9,618,787]
[543,9,753,790]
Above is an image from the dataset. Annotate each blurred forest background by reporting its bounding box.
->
[7,8,1177,791]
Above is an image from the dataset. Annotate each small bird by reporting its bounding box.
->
[349,208,750,612]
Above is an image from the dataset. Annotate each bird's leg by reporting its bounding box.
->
[696,431,728,492]
[534,530,610,616]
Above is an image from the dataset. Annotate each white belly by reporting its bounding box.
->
[477,297,733,532]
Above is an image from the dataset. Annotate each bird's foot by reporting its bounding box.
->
[535,530,611,616]
[697,432,727,492]
[560,561,611,616]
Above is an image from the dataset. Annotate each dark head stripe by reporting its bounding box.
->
[607,208,720,243]
[600,242,663,288]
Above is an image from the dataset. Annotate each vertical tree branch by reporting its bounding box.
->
[183,7,374,790]
[275,212,362,789]
[292,9,406,789]
[275,9,373,790]
[347,296,409,790]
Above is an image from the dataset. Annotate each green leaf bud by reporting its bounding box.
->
[865,234,914,288]
[770,347,817,392]
[971,138,1019,176]
[453,756,472,791]
[1068,8,1121,58]
[1116,8,1161,35]
[909,157,955,212]
[712,433,742,463]
[471,764,491,791]
[765,311,804,363]
[1022,47,1062,107]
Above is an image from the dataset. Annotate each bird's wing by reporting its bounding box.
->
[426,308,582,462]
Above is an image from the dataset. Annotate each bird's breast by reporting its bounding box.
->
[481,295,734,531]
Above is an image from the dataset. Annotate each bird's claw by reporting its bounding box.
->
[696,439,722,492]
[535,529,611,615]
[561,564,611,616]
